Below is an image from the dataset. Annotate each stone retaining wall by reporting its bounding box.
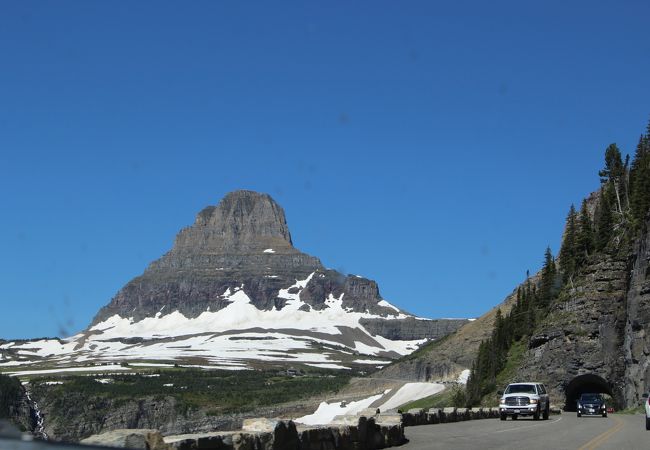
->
[164,416,405,450]
[400,406,561,427]
[400,407,500,426]
[79,406,561,449]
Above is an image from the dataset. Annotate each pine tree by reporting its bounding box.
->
[559,204,578,280]
[539,247,556,308]
[595,186,613,250]
[576,199,594,264]
[630,134,650,228]
[599,143,625,214]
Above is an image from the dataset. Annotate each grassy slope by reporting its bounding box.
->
[400,388,456,411]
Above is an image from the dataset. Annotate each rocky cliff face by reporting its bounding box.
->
[517,254,629,407]
[33,393,223,442]
[0,374,34,433]
[623,218,650,405]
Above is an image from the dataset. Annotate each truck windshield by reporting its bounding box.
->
[504,384,536,394]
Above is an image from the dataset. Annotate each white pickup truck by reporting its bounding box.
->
[498,382,550,421]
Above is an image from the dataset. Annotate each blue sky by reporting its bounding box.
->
[1,1,649,339]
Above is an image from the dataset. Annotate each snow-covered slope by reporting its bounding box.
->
[1,274,428,371]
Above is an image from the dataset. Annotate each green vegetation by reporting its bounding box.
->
[32,368,350,415]
[400,386,466,411]
[494,340,528,398]
[464,117,650,407]
[0,373,23,419]
[616,405,645,415]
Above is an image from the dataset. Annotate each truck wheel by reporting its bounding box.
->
[533,407,540,420]
[500,413,506,421]
[646,417,650,430]
[577,412,581,417]
[543,406,549,420]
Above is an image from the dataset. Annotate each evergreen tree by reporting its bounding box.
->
[559,204,578,280]
[576,199,594,264]
[539,247,556,308]
[599,143,625,214]
[630,134,650,228]
[595,186,613,250]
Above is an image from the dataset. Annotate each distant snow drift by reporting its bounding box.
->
[1,273,428,371]
[295,392,388,425]
[295,382,446,425]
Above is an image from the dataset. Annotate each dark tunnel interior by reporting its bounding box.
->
[564,374,613,411]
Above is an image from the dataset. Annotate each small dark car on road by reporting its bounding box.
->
[576,393,607,417]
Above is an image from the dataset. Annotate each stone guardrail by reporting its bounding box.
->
[400,407,500,426]
[78,406,562,449]
[400,405,562,427]
[81,415,405,450]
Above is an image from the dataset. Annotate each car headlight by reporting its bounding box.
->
[530,399,538,404]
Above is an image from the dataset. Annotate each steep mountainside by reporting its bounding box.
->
[380,124,650,410]
[377,293,517,382]
[0,191,466,372]
[0,374,33,432]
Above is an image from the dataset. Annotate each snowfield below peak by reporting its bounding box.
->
[0,273,434,372]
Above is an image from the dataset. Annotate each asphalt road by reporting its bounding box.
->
[403,413,649,449]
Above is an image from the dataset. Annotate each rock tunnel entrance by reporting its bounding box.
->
[564,374,613,411]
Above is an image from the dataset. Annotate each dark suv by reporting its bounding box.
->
[576,393,607,417]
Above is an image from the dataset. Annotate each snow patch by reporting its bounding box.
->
[353,359,392,365]
[6,365,131,377]
[456,369,471,384]
[295,392,385,425]
[304,363,350,370]
[378,383,445,411]
[129,362,175,368]
[377,300,400,312]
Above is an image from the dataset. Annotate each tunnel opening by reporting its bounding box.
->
[564,374,613,411]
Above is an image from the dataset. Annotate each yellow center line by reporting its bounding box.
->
[493,416,562,433]
[577,415,624,450]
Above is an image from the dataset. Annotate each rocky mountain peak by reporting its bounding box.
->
[172,190,294,255]
[197,190,292,243]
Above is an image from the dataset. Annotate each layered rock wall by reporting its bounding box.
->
[624,216,650,404]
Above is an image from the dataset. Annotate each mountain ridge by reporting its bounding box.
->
[1,190,467,372]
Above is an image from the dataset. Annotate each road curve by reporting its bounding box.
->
[402,413,648,449]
